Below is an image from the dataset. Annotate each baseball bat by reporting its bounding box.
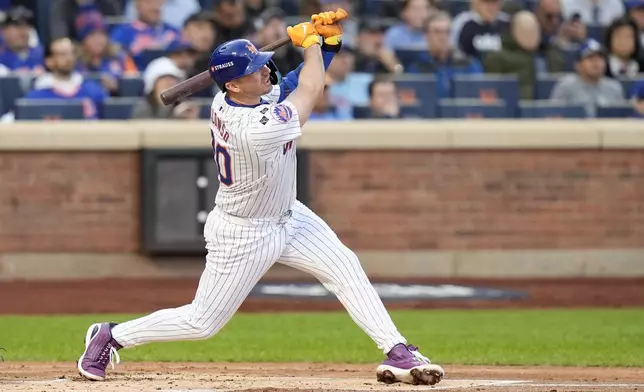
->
[160,36,292,106]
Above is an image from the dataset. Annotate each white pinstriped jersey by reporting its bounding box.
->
[209,84,302,219]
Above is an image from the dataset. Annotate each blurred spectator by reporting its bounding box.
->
[561,0,624,27]
[251,7,302,75]
[75,8,138,95]
[183,12,217,53]
[161,39,198,74]
[451,0,510,60]
[536,0,586,50]
[380,0,433,73]
[367,76,402,119]
[626,0,644,46]
[134,55,199,118]
[354,20,388,73]
[0,5,43,74]
[549,38,625,116]
[309,85,343,120]
[211,0,255,47]
[245,0,266,18]
[326,47,373,119]
[25,38,108,119]
[630,79,644,117]
[484,11,565,99]
[126,0,201,30]
[319,0,358,48]
[408,12,483,99]
[49,0,122,42]
[110,0,181,71]
[603,16,644,77]
[182,12,217,78]
[299,0,320,15]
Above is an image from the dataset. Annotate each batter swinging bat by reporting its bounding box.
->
[160,9,348,106]
[160,36,291,106]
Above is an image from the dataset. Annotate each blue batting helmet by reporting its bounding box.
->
[208,39,281,92]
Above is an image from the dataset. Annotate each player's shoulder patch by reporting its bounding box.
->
[271,103,293,124]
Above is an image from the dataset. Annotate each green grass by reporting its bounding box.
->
[1,309,643,366]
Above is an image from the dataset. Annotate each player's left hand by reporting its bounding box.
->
[311,8,347,50]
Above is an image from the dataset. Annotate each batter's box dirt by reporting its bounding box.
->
[1,363,643,392]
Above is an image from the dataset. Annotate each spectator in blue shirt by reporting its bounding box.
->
[110,0,181,71]
[408,12,483,99]
[75,7,138,95]
[125,0,200,30]
[0,6,44,74]
[309,85,344,121]
[631,80,644,118]
[25,38,108,119]
[380,0,434,73]
[325,46,374,120]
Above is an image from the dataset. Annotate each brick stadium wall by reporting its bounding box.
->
[0,152,139,252]
[3,149,644,252]
[310,150,644,250]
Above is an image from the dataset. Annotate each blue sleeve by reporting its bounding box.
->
[383,26,399,50]
[277,50,336,102]
[630,81,644,99]
[468,58,484,74]
[87,81,108,118]
[110,26,131,48]
[24,89,46,98]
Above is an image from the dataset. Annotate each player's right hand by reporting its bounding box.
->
[287,22,322,49]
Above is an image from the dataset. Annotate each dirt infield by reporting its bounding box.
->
[1,362,644,392]
[1,277,644,314]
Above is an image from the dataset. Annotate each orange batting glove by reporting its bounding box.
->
[311,8,348,48]
[287,22,322,49]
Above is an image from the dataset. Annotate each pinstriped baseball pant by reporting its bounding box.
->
[111,200,406,355]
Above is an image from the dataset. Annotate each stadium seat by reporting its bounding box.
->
[452,74,519,116]
[394,49,425,70]
[586,24,604,42]
[102,97,141,119]
[352,104,423,119]
[445,0,470,16]
[519,101,587,118]
[535,73,569,99]
[391,74,437,118]
[139,49,169,70]
[195,98,215,119]
[617,77,643,98]
[14,99,86,120]
[118,76,145,97]
[438,98,508,118]
[562,47,581,72]
[596,104,634,118]
[0,75,29,112]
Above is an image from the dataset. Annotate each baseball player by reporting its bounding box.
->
[77,9,444,386]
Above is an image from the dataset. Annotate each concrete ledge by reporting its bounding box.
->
[1,250,643,281]
[2,120,644,151]
[0,121,141,150]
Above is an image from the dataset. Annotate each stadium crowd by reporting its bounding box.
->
[0,0,643,121]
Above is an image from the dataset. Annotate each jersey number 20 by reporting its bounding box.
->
[210,130,233,186]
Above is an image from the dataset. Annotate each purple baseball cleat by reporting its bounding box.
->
[376,343,445,385]
[77,323,122,381]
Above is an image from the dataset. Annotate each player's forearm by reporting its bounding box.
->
[286,45,325,126]
[298,45,325,96]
